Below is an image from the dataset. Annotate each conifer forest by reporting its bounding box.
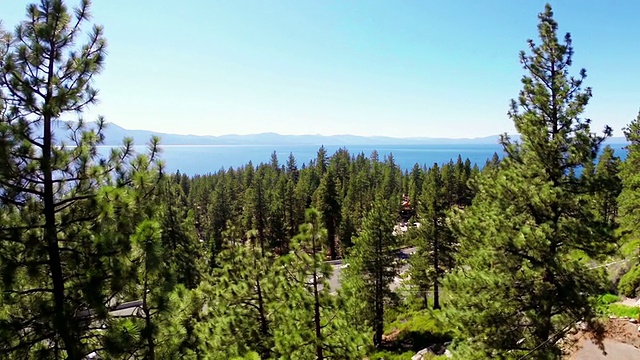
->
[1,1,639,359]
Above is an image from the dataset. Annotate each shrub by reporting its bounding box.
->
[599,293,620,305]
[618,264,640,297]
[607,304,640,319]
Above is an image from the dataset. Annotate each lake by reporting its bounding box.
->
[130,144,501,175]
[112,142,628,176]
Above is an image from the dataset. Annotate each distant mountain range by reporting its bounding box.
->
[52,122,627,146]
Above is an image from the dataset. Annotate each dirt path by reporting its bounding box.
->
[571,339,640,359]
[566,318,640,359]
[616,297,640,307]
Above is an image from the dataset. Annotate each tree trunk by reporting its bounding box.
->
[374,279,384,348]
[256,278,271,358]
[374,234,384,348]
[433,218,440,310]
[328,223,337,260]
[312,232,324,360]
[422,285,429,309]
[143,272,155,360]
[43,47,79,360]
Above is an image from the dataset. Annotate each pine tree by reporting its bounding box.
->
[158,181,206,289]
[202,225,285,359]
[133,220,171,360]
[408,163,424,217]
[286,152,299,183]
[314,170,341,260]
[347,199,399,348]
[616,113,640,297]
[444,5,615,358]
[0,1,157,358]
[316,145,328,177]
[411,164,456,310]
[207,171,235,261]
[618,112,640,239]
[276,209,366,359]
[592,146,621,227]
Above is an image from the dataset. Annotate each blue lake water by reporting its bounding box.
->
[105,143,628,176]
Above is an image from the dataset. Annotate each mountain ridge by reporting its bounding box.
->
[52,121,627,146]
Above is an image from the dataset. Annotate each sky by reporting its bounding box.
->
[0,1,638,138]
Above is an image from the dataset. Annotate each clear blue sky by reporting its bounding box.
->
[1,1,638,138]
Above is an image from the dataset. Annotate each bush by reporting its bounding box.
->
[607,304,640,319]
[599,293,620,305]
[382,309,453,355]
[618,264,640,297]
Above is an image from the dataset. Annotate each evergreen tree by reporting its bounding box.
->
[616,113,640,297]
[202,225,284,359]
[445,5,615,358]
[158,181,206,289]
[316,145,328,177]
[381,153,402,201]
[286,152,299,182]
[208,171,234,261]
[277,209,366,359]
[314,170,341,260]
[132,220,173,360]
[347,199,399,348]
[618,112,640,239]
[245,167,269,250]
[411,164,456,309]
[592,146,621,227]
[0,1,157,358]
[268,174,289,253]
[408,163,424,217]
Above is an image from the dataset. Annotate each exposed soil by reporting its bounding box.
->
[601,318,640,348]
[564,318,640,359]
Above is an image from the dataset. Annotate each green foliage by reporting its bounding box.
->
[368,350,415,360]
[158,181,207,289]
[592,146,621,226]
[443,4,616,359]
[275,208,368,360]
[5,1,630,359]
[345,199,400,348]
[0,1,159,358]
[313,170,341,259]
[200,225,285,359]
[598,293,620,305]
[618,112,640,238]
[618,264,640,297]
[411,164,458,310]
[606,304,640,319]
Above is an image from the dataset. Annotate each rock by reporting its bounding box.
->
[444,349,453,358]
[630,318,638,324]
[412,348,434,360]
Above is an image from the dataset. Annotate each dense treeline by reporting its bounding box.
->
[1,1,639,360]
[184,148,480,262]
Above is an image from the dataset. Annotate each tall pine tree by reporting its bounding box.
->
[0,1,158,358]
[444,5,615,358]
[410,164,456,310]
[347,199,399,348]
